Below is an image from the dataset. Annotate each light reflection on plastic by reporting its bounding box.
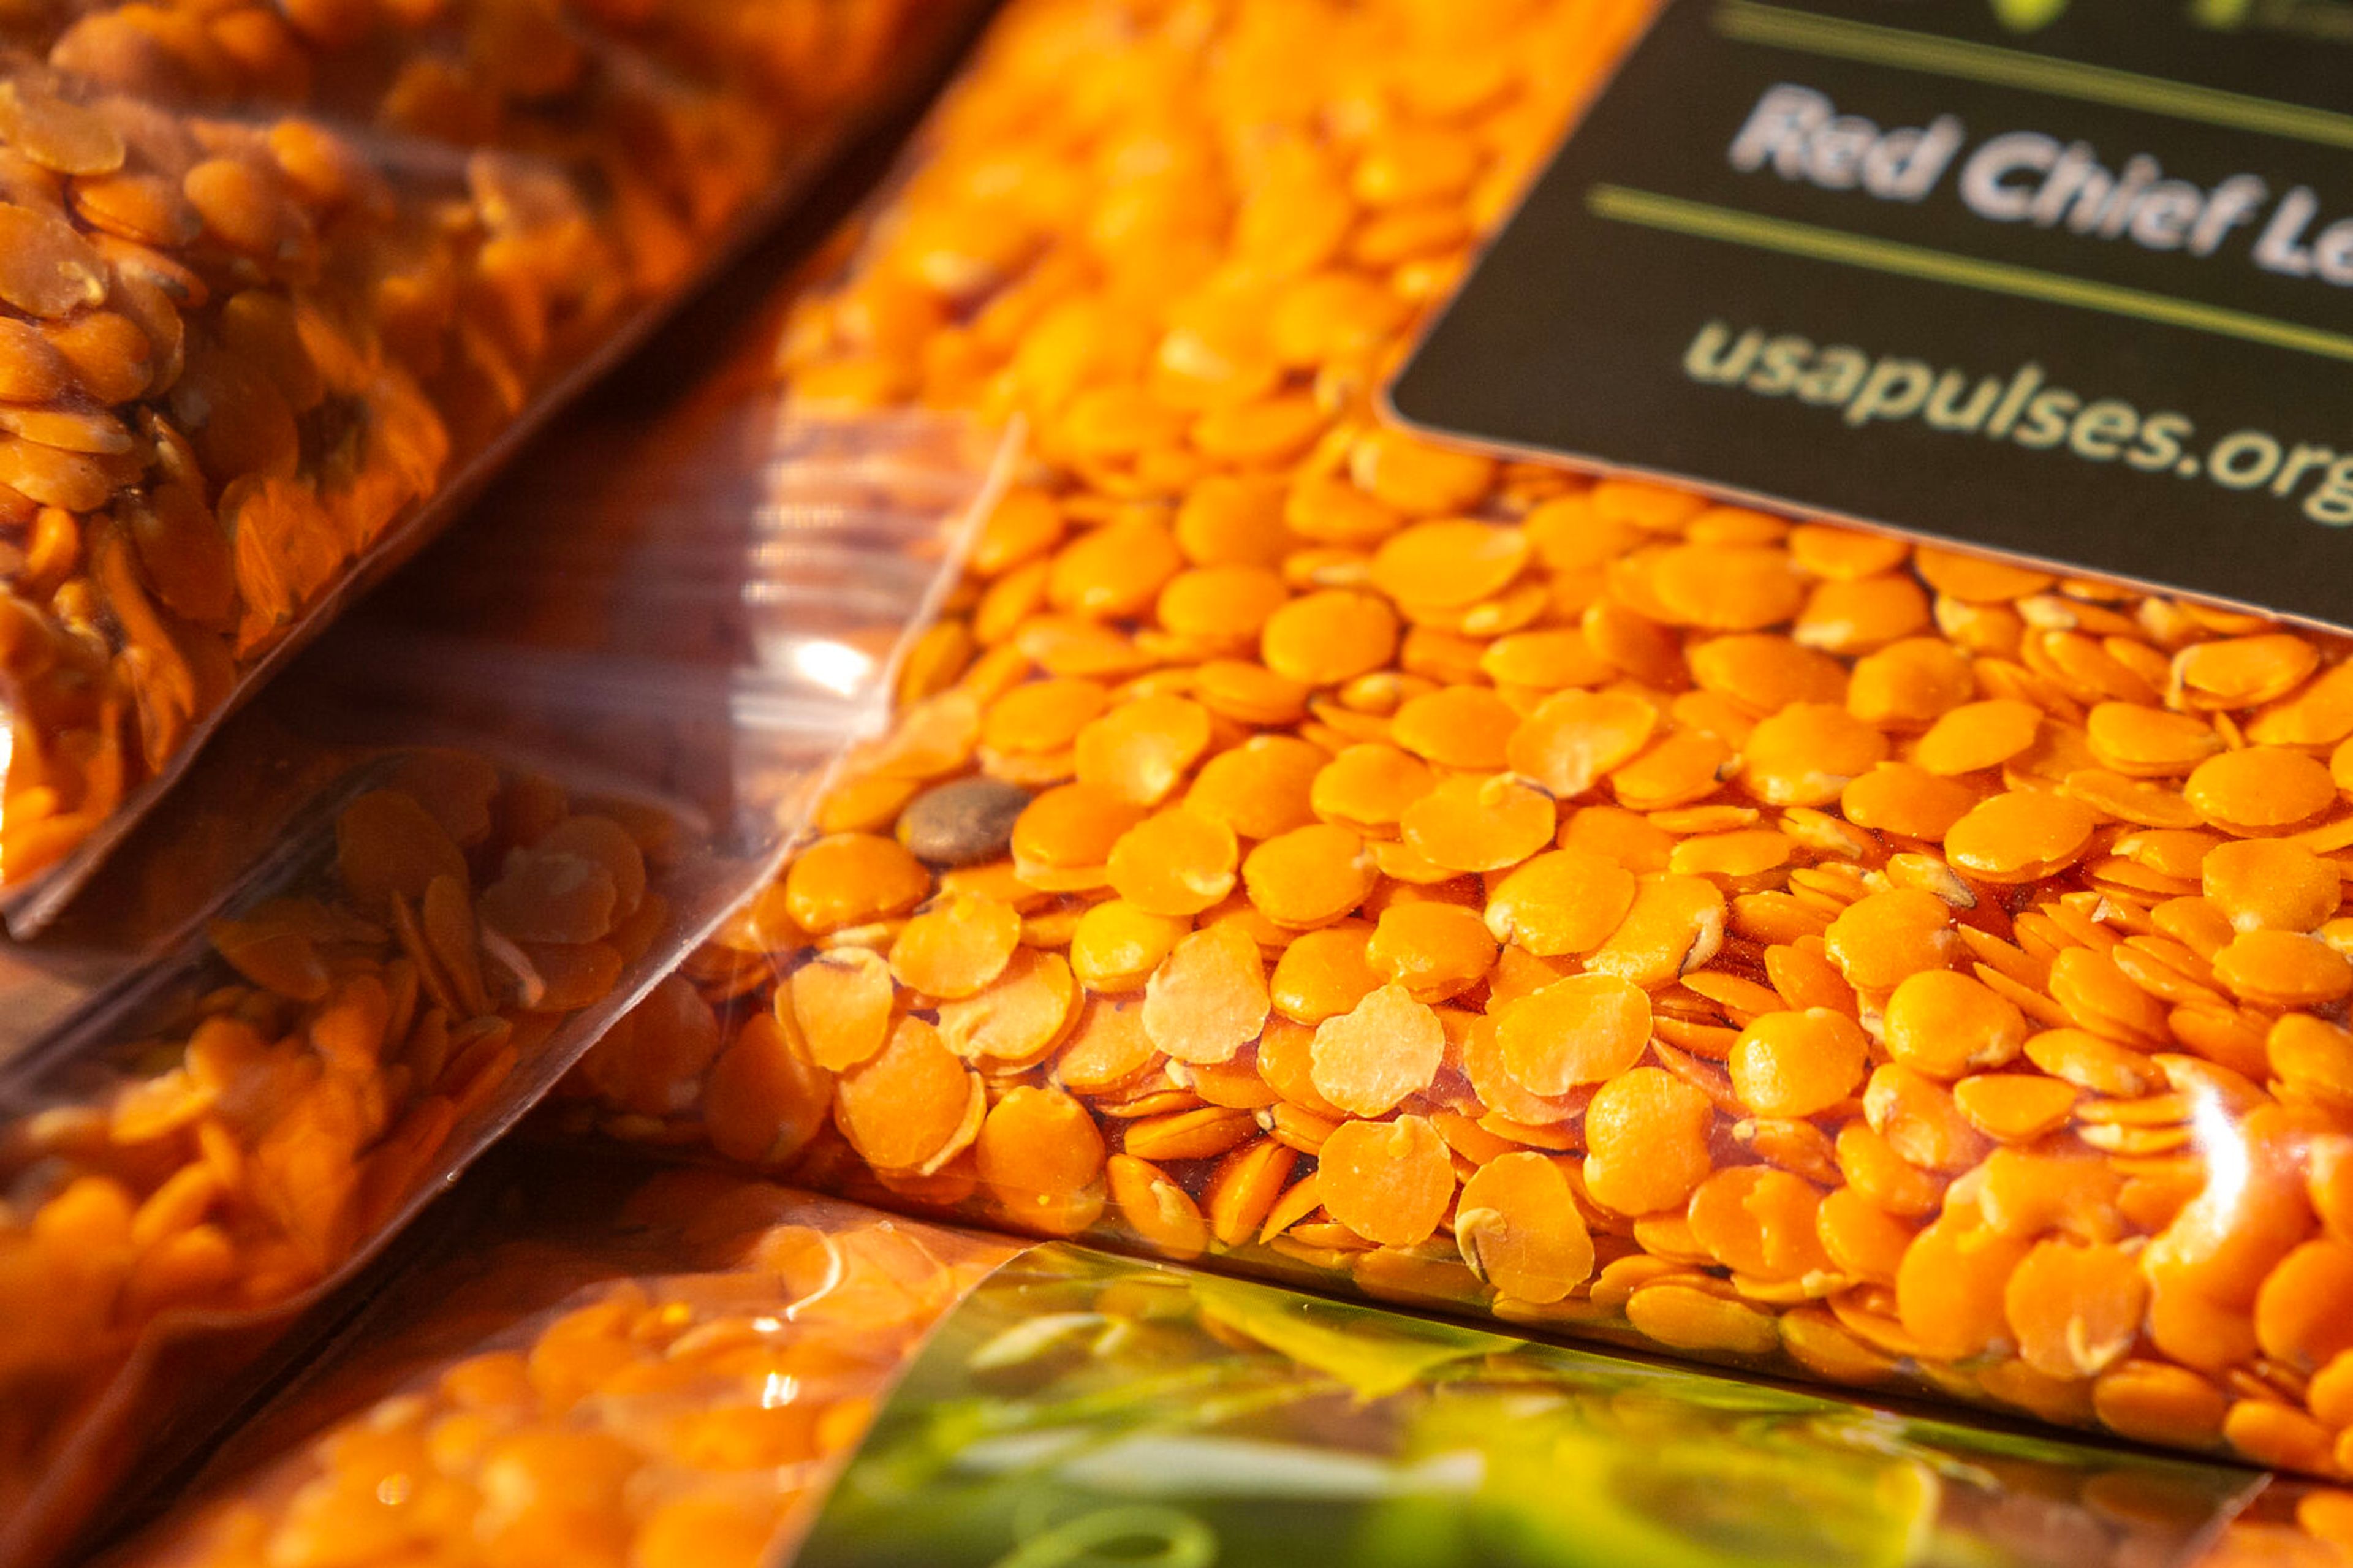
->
[2189,1086,2247,1225]
[761,1373,800,1410]
[787,639,877,698]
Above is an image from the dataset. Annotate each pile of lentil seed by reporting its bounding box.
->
[126,1170,1010,1568]
[557,0,2353,1481]
[0,749,688,1550]
[0,0,925,892]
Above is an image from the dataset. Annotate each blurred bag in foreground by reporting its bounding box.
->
[115,1146,2260,1568]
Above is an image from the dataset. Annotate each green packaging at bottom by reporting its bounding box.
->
[800,1244,2260,1568]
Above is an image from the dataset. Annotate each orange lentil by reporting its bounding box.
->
[889,895,1022,999]
[1141,923,1270,1066]
[832,1017,980,1174]
[938,949,1080,1069]
[1495,973,1651,1094]
[1728,1009,1867,1119]
[1582,1067,1713,1216]
[789,949,898,1072]
[1585,873,1724,988]
[1074,694,1214,805]
[1506,688,1655,797]
[1309,984,1444,1116]
[1914,699,2042,776]
[1311,743,1436,830]
[1482,847,1637,956]
[1106,807,1240,917]
[1883,970,2028,1079]
[1242,821,1380,926]
[1952,1072,2080,1142]
[983,677,1107,755]
[1398,773,1557,873]
[1896,1217,2031,1362]
[1687,1165,1833,1281]
[1369,517,1528,608]
[2205,838,2343,932]
[783,835,931,934]
[1260,589,1399,686]
[1390,684,1518,770]
[1069,900,1188,991]
[1188,734,1328,839]
[1106,1154,1210,1260]
[2004,1240,2148,1377]
[1268,922,1383,1025]
[1454,1151,1594,1303]
[1823,888,1957,990]
[1316,1113,1455,1247]
[2186,747,2336,831]
[1365,900,1498,1002]
[977,1086,1107,1220]
[1740,703,1889,806]
[2215,930,2353,1007]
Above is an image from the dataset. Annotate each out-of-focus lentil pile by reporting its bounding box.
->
[2197,1480,2353,1568]
[0,0,926,893]
[0,748,681,1538]
[123,1170,1011,1568]
[538,0,2353,1480]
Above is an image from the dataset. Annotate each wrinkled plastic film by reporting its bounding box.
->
[543,0,2353,1483]
[0,0,977,927]
[0,401,1007,1566]
[107,1152,1021,1568]
[112,1151,2254,1568]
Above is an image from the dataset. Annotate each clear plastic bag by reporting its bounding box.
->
[105,1148,1020,1568]
[0,0,983,925]
[0,381,1008,1564]
[558,0,2353,1485]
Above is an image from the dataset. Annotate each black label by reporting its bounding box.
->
[1388,0,2353,627]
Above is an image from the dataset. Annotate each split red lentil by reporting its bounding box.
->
[0,0,934,898]
[0,749,691,1550]
[559,0,2353,1479]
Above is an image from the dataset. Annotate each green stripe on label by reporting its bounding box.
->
[1586,183,2353,363]
[1715,0,2353,150]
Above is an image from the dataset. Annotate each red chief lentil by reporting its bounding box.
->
[557,0,2353,1479]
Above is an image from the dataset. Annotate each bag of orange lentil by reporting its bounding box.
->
[0,391,1012,1566]
[0,0,990,928]
[534,0,2353,1490]
[100,1146,1024,1568]
[102,1143,2262,1568]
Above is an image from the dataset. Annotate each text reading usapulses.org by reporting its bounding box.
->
[1684,319,2353,525]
